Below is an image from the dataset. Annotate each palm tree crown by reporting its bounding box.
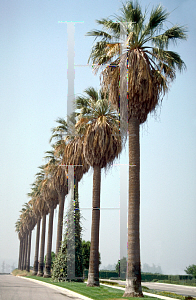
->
[87,1,187,124]
[76,87,122,168]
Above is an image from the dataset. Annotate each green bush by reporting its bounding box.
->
[52,238,67,281]
[185,265,196,278]
[84,269,119,279]
[141,273,168,281]
[52,188,83,282]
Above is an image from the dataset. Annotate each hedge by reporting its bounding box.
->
[83,270,193,281]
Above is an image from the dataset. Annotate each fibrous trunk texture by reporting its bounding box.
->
[32,217,41,275]
[23,234,28,271]
[55,193,65,255]
[123,117,143,297]
[87,166,101,287]
[44,207,54,278]
[26,231,32,272]
[37,214,46,277]
[21,238,25,270]
[18,239,22,270]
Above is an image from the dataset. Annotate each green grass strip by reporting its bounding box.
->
[156,281,196,287]
[26,276,161,300]
[142,286,196,300]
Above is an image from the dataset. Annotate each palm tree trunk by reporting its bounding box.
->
[44,207,54,277]
[32,217,41,275]
[18,239,22,270]
[21,237,25,270]
[20,239,24,270]
[123,117,143,297]
[87,165,101,287]
[23,233,28,270]
[55,192,65,255]
[37,214,46,277]
[26,230,32,272]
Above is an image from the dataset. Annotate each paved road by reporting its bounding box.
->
[100,279,196,298]
[0,274,90,300]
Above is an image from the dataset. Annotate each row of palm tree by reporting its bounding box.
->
[15,88,121,279]
[16,1,186,297]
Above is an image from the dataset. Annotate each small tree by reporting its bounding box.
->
[82,240,91,270]
[44,251,55,269]
[185,264,196,278]
[82,240,101,270]
[116,257,127,277]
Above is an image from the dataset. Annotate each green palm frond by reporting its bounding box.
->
[95,18,120,37]
[150,48,186,72]
[88,40,111,65]
[147,4,169,31]
[139,5,168,44]
[152,25,187,49]
[84,87,99,101]
[119,1,143,24]
[86,29,112,40]
[50,118,67,143]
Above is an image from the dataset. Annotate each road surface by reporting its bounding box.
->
[0,274,91,300]
[100,279,196,298]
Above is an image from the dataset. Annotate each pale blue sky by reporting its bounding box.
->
[0,0,195,275]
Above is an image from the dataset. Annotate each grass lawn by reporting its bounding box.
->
[26,276,161,300]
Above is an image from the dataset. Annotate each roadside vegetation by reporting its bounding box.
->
[12,269,32,277]
[24,276,160,300]
[99,280,196,300]
[156,279,196,287]
[142,286,196,300]
[12,271,196,300]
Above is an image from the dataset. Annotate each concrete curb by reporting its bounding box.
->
[18,276,93,300]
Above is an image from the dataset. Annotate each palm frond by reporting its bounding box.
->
[86,29,112,41]
[152,25,188,49]
[139,5,168,44]
[148,4,169,31]
[119,1,143,24]
[151,48,186,72]
[84,87,99,101]
[95,18,120,37]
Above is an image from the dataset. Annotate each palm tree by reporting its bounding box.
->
[49,119,69,256]
[25,203,36,272]
[42,177,59,277]
[28,181,42,275]
[75,87,122,286]
[15,220,23,270]
[17,202,36,272]
[63,133,90,280]
[19,222,26,271]
[43,148,69,258]
[19,205,30,271]
[37,197,49,276]
[17,208,27,270]
[31,165,50,277]
[87,1,187,296]
[51,116,90,259]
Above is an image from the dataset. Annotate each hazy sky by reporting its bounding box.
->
[0,0,195,275]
